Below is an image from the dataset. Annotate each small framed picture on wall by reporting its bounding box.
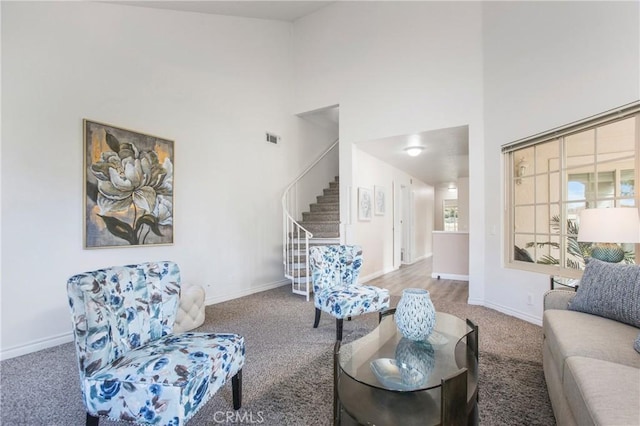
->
[374,186,385,216]
[358,187,372,221]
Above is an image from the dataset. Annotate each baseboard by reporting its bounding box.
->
[482,300,542,326]
[205,279,290,305]
[359,267,396,284]
[1,331,73,361]
[431,272,469,281]
[402,253,433,265]
[2,279,292,361]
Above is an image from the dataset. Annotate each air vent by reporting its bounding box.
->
[265,132,280,145]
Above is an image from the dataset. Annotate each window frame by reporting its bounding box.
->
[502,102,640,278]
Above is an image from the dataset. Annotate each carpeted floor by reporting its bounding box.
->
[0,271,555,425]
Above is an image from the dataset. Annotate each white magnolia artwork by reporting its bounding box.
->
[358,187,372,221]
[374,186,385,216]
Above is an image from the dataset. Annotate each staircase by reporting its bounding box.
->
[282,139,340,301]
[298,177,340,239]
[286,177,340,300]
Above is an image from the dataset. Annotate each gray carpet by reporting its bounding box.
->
[0,280,555,425]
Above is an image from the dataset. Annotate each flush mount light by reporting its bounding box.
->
[404,146,425,157]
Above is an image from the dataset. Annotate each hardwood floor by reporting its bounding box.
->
[365,257,469,305]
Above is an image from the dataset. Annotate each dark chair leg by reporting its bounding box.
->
[86,413,99,426]
[313,308,321,328]
[336,318,344,341]
[232,369,242,410]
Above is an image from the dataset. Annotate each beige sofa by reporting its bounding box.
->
[543,289,640,425]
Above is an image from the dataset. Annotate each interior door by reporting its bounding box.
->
[393,181,402,268]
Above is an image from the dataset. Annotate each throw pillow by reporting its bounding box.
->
[635,333,640,354]
[568,258,640,328]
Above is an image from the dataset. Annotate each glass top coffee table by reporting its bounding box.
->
[333,311,478,426]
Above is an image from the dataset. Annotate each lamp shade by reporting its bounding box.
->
[577,208,640,243]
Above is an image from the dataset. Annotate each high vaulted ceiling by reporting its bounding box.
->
[112,1,469,188]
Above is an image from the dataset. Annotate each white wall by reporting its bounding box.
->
[5,0,633,358]
[483,1,640,323]
[352,148,433,280]
[457,177,469,232]
[0,2,333,358]
[293,1,485,297]
[293,116,339,222]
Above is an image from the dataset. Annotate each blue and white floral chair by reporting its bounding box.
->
[67,261,245,426]
[310,245,390,340]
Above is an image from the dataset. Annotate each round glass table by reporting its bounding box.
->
[333,311,478,426]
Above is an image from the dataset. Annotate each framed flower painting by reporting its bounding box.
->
[84,119,174,248]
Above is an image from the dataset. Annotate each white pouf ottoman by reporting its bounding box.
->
[174,282,206,332]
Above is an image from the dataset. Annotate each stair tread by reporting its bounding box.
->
[298,220,339,224]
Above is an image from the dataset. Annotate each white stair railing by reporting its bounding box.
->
[282,139,339,301]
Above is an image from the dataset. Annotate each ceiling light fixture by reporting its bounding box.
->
[404,146,425,157]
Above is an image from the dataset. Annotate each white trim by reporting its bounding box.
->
[404,253,433,265]
[1,279,292,361]
[359,267,396,284]
[1,331,73,361]
[431,273,469,281]
[482,300,542,326]
[205,279,290,305]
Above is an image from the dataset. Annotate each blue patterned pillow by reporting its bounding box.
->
[568,258,640,328]
[635,333,640,354]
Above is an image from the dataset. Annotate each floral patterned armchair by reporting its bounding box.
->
[309,245,390,340]
[67,261,245,426]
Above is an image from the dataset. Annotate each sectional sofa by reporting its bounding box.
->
[542,259,640,425]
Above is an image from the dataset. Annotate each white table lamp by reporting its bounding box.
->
[577,207,640,263]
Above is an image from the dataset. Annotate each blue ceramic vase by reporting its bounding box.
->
[395,288,436,341]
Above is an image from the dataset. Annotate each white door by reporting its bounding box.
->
[393,181,402,268]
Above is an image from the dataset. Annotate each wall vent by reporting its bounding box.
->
[265,132,280,145]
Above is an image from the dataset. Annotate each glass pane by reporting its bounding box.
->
[567,173,588,201]
[594,199,615,209]
[550,203,560,226]
[621,169,635,197]
[565,201,585,226]
[514,147,534,178]
[536,235,560,265]
[536,140,560,173]
[620,242,636,264]
[597,116,636,155]
[596,170,615,200]
[536,175,548,204]
[566,129,595,168]
[564,236,585,270]
[515,206,535,233]
[549,172,560,203]
[514,176,534,205]
[514,234,534,263]
[536,205,551,234]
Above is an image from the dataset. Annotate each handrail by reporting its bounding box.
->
[282,138,340,204]
[282,138,339,301]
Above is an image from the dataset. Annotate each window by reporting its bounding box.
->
[443,199,458,231]
[503,102,640,276]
